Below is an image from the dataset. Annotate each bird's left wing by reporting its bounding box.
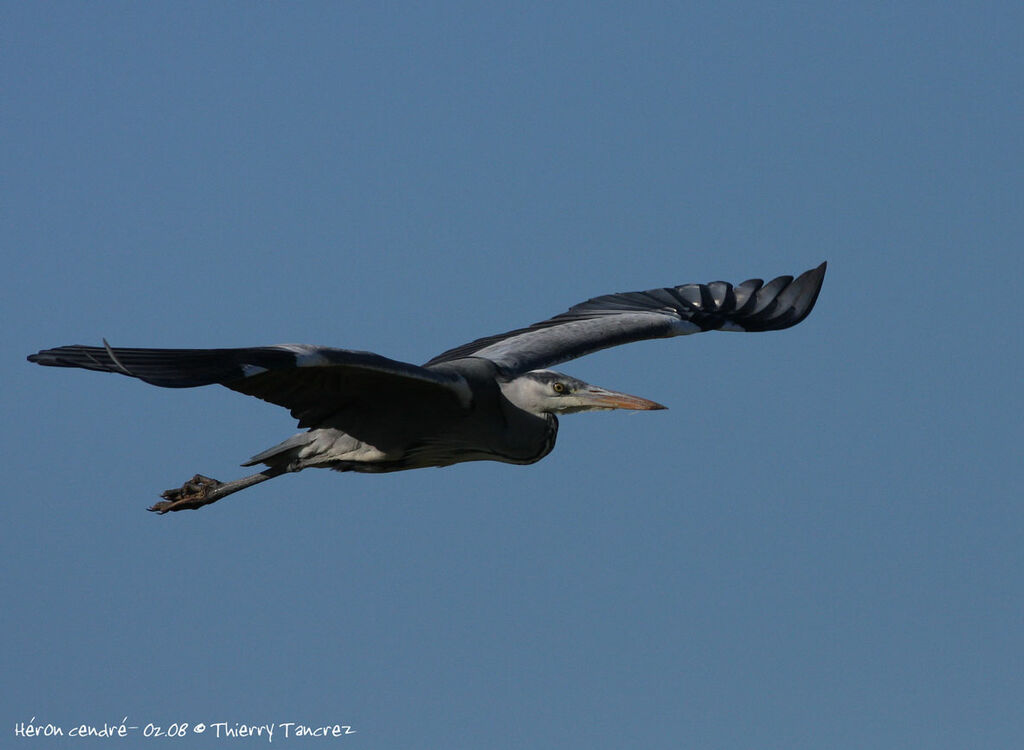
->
[28,344,470,427]
[425,262,826,375]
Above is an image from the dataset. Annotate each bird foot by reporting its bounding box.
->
[149,474,223,513]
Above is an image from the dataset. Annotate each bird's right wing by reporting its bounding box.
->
[425,262,826,375]
[28,343,470,427]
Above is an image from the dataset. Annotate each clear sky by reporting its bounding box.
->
[3,3,1022,748]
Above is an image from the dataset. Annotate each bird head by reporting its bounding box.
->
[499,370,666,416]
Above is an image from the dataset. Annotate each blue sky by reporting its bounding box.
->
[3,3,1022,748]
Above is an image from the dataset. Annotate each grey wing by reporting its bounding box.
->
[27,343,470,427]
[425,262,827,374]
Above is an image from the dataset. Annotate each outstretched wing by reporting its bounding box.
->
[425,262,827,374]
[27,343,470,427]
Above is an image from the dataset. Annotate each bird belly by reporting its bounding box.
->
[292,428,481,473]
[297,429,395,468]
[246,406,556,474]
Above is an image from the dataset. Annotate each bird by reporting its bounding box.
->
[28,262,826,514]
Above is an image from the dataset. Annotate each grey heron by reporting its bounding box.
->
[28,262,826,513]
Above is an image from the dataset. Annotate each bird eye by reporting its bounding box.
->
[552,382,566,394]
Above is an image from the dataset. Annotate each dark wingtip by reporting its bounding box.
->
[787,260,828,327]
[805,259,828,306]
[734,261,827,332]
[27,346,91,369]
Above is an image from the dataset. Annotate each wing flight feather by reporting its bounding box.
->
[27,344,469,427]
[425,262,826,374]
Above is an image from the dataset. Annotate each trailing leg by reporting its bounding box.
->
[148,467,287,514]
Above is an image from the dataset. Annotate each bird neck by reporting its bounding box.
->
[497,375,553,417]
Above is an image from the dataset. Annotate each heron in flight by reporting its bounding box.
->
[28,262,826,514]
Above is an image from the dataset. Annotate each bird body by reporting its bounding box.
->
[248,357,558,474]
[28,262,827,513]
